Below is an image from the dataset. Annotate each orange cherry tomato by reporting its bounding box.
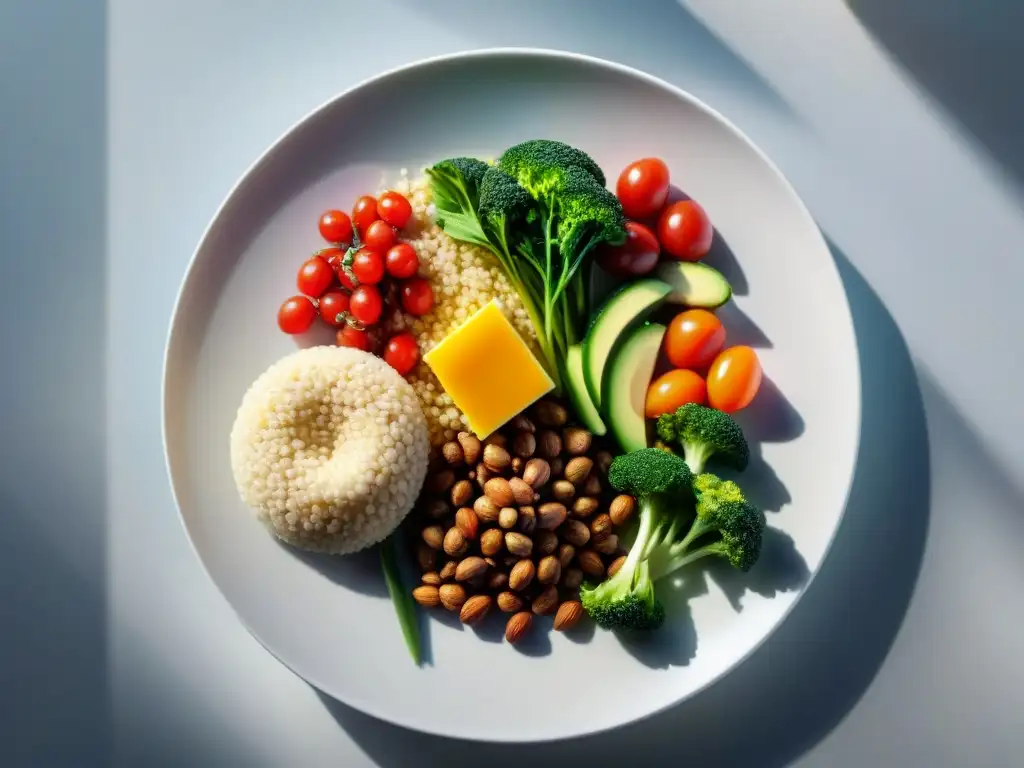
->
[645,369,707,417]
[664,309,725,370]
[706,346,762,412]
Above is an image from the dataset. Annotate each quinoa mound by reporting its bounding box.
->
[229,345,429,554]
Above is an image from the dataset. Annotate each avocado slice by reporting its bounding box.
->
[655,261,732,308]
[582,279,671,410]
[564,344,607,436]
[605,322,666,454]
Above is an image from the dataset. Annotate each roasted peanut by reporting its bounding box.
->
[561,518,591,548]
[534,400,568,428]
[497,591,524,613]
[421,524,444,551]
[483,443,511,472]
[532,585,559,615]
[473,495,500,523]
[523,458,551,488]
[480,528,504,557]
[564,456,594,485]
[455,556,488,582]
[509,477,535,505]
[537,502,568,530]
[443,526,468,557]
[509,559,536,591]
[505,531,534,557]
[455,506,479,540]
[537,555,561,585]
[557,543,576,569]
[590,512,613,537]
[457,432,482,464]
[552,480,576,502]
[484,477,515,507]
[609,494,636,526]
[442,441,465,466]
[562,427,592,455]
[513,431,536,459]
[577,550,605,578]
[439,583,467,611]
[572,496,599,519]
[537,430,562,459]
[412,585,440,607]
[517,505,537,534]
[499,506,518,530]
[450,479,473,508]
[534,529,559,556]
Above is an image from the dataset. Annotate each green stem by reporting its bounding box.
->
[380,534,421,666]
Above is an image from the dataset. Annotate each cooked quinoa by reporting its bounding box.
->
[229,346,429,554]
[383,172,538,448]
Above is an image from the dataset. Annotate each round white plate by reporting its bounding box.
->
[163,49,860,742]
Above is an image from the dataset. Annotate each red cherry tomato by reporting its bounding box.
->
[318,209,353,244]
[351,247,385,285]
[400,277,434,316]
[318,290,350,327]
[707,346,762,412]
[321,247,345,270]
[645,369,707,417]
[616,158,670,220]
[664,309,726,370]
[385,243,419,279]
[336,266,356,291]
[363,220,396,252]
[277,295,317,334]
[377,191,413,229]
[597,221,661,278]
[349,285,384,326]
[336,325,373,351]
[658,199,713,261]
[352,195,379,233]
[296,256,335,298]
[383,332,420,376]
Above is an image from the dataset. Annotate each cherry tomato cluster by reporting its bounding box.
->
[645,309,762,416]
[598,157,714,277]
[276,189,433,377]
[601,157,761,415]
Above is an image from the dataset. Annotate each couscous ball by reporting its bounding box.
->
[229,345,429,554]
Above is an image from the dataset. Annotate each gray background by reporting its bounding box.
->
[2,0,1022,765]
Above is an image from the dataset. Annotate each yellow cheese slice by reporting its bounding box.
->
[423,300,554,438]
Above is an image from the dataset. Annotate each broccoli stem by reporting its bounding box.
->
[648,516,715,582]
[490,224,562,389]
[682,441,714,475]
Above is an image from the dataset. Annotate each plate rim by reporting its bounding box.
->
[161,46,862,743]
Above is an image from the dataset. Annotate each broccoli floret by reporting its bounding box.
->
[580,559,665,631]
[555,166,627,258]
[655,403,750,475]
[581,449,693,631]
[478,166,534,226]
[581,451,764,632]
[649,473,765,577]
[424,157,492,248]
[497,138,607,190]
[607,446,694,497]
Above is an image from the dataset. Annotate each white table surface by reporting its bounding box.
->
[4,0,1023,765]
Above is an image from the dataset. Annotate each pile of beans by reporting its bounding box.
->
[409,399,636,644]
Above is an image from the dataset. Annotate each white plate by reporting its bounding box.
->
[163,49,860,742]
